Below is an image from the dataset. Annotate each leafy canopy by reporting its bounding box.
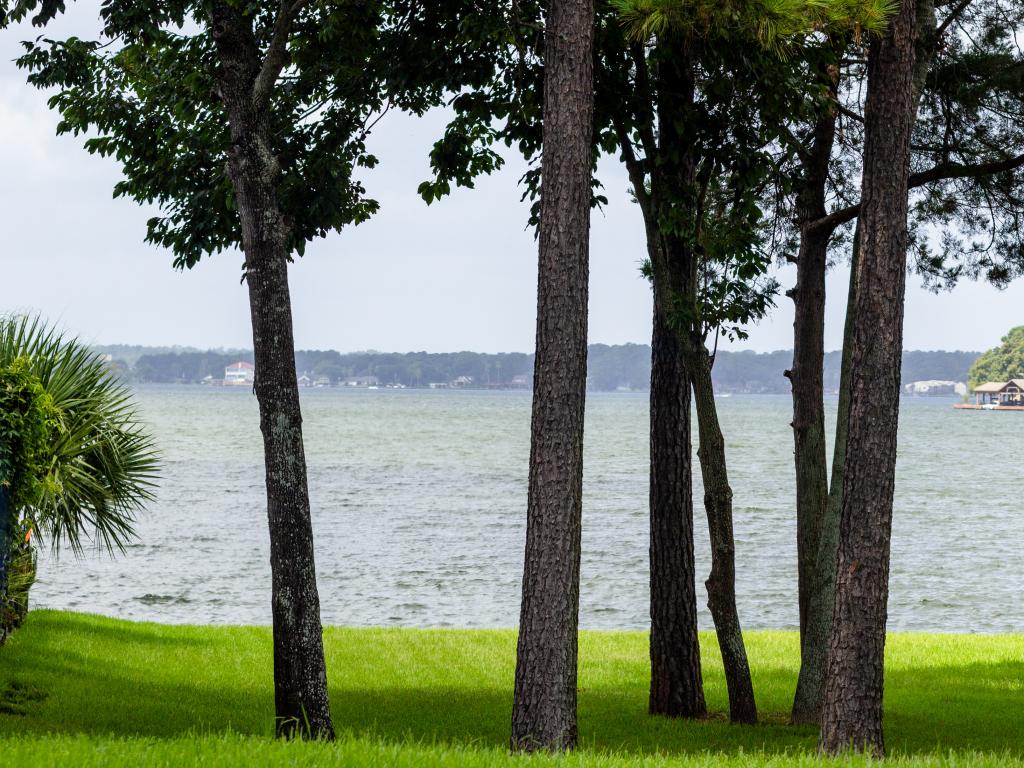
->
[968,326,1024,390]
[0,0,63,28]
[614,0,895,50]
[908,0,1024,289]
[17,1,497,269]
[420,0,895,347]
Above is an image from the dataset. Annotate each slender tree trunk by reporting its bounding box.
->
[819,0,917,755]
[788,102,839,725]
[510,0,594,752]
[691,353,757,725]
[787,229,830,724]
[792,225,858,724]
[648,298,705,718]
[789,117,836,645]
[210,5,334,741]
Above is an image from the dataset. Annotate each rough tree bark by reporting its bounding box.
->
[797,0,937,726]
[791,224,858,724]
[618,58,706,719]
[788,90,840,725]
[645,42,755,725]
[510,0,594,752]
[648,297,706,718]
[819,0,917,755]
[209,2,334,740]
[788,108,837,645]
[691,352,758,725]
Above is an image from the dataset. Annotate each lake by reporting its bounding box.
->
[33,386,1023,633]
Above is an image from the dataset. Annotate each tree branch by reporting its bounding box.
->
[629,44,658,162]
[612,114,652,218]
[808,152,1024,234]
[253,0,311,108]
[934,0,974,40]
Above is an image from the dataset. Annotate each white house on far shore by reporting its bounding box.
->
[224,361,255,386]
[904,380,967,397]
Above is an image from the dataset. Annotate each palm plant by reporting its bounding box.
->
[0,315,158,637]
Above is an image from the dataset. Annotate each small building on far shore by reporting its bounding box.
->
[969,380,1024,406]
[343,375,379,388]
[905,380,967,397]
[224,361,255,386]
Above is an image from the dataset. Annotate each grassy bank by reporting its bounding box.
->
[0,611,1020,765]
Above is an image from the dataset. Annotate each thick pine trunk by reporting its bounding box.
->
[795,1,936,724]
[691,353,757,725]
[819,0,917,755]
[648,298,706,719]
[210,5,334,741]
[649,43,753,725]
[510,0,594,752]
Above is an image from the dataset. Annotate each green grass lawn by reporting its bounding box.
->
[0,610,1020,766]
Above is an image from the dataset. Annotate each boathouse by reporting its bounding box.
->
[970,380,1024,406]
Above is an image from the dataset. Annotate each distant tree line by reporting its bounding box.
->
[104,344,979,393]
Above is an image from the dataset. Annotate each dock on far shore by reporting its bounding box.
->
[954,403,1024,411]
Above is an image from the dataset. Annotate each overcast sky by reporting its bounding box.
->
[2,6,1021,354]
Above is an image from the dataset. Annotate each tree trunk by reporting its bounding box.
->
[795,1,936,724]
[792,224,859,724]
[691,352,757,725]
[510,0,594,753]
[788,99,839,725]
[210,4,334,741]
[648,298,706,719]
[789,114,837,645]
[0,484,10,639]
[819,0,917,755]
[648,41,753,725]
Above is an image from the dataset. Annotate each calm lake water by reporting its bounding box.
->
[33,386,1023,633]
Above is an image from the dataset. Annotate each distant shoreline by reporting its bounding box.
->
[98,344,980,395]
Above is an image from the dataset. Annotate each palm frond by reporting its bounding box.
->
[0,314,159,556]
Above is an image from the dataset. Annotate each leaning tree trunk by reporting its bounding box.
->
[210,4,334,741]
[819,0,917,756]
[691,352,757,725]
[648,298,706,718]
[510,0,594,752]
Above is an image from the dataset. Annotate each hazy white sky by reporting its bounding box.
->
[2,6,1021,354]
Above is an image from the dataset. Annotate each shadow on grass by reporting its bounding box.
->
[1,612,1020,759]
[324,659,1023,757]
